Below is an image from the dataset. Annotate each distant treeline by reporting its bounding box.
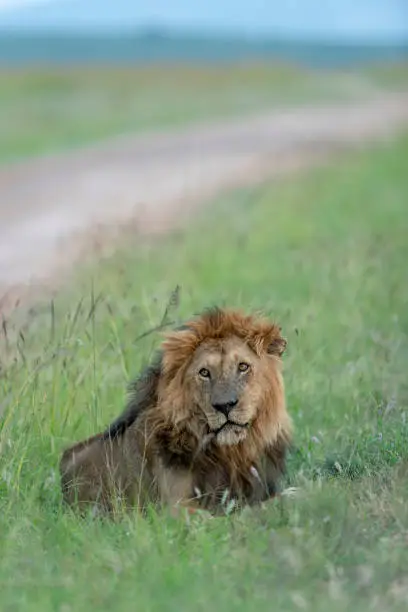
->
[0,30,407,67]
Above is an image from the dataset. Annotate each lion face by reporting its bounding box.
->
[185,336,277,446]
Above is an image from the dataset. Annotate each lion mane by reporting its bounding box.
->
[60,307,292,516]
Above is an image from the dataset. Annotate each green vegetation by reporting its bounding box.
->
[1,135,408,610]
[1,62,407,162]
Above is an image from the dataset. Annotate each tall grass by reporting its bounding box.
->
[1,136,408,610]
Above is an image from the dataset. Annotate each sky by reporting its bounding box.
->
[0,0,407,42]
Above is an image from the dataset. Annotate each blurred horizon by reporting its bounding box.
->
[1,30,407,67]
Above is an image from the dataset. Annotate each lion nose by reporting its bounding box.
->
[212,399,238,418]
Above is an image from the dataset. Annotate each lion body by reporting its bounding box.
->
[60,308,292,516]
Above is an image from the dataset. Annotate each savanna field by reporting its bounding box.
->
[1,61,408,161]
[1,64,408,610]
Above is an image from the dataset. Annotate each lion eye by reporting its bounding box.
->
[199,368,211,379]
[238,362,250,373]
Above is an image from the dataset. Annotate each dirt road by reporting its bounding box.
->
[1,92,408,300]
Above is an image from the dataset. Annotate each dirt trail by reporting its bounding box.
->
[1,92,408,305]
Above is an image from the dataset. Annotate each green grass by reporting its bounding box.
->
[1,135,408,610]
[1,61,407,163]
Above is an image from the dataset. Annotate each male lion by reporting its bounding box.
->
[60,307,292,516]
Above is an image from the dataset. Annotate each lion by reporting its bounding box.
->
[60,307,292,516]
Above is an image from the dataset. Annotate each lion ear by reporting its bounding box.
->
[266,333,287,357]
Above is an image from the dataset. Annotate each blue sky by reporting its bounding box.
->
[0,0,407,41]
